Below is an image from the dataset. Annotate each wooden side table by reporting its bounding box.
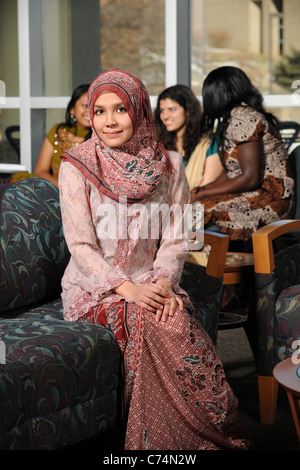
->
[273,358,300,442]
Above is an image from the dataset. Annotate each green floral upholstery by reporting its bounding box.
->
[255,243,300,376]
[0,178,120,450]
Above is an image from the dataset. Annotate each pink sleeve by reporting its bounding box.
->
[59,162,130,295]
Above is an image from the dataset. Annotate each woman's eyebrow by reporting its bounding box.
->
[94,101,124,110]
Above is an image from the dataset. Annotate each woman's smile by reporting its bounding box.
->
[104,130,123,137]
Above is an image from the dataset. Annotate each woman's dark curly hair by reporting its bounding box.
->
[200,66,278,155]
[154,84,202,161]
[57,83,92,140]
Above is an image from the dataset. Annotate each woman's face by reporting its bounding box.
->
[159,98,187,134]
[70,92,90,129]
[93,92,133,147]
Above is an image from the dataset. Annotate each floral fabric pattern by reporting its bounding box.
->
[123,302,247,450]
[0,300,120,449]
[59,151,190,321]
[0,178,120,449]
[80,298,248,450]
[197,106,295,240]
[254,242,300,376]
[0,178,69,313]
[62,68,169,203]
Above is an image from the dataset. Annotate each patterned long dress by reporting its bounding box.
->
[197,105,295,240]
[59,151,249,450]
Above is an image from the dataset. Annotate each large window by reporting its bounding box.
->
[0,0,299,173]
[0,0,167,172]
[100,0,165,95]
[190,0,300,122]
[0,0,20,168]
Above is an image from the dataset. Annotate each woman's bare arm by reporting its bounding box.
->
[200,152,225,187]
[34,138,59,187]
[190,141,261,202]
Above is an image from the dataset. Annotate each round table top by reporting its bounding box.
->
[273,358,300,396]
[188,251,254,269]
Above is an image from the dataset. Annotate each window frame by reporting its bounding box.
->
[1,0,299,172]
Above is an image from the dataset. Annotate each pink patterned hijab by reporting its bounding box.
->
[61,69,169,202]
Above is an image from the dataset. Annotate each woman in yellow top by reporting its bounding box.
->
[11,84,92,187]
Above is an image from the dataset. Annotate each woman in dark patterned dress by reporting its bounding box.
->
[191,66,295,241]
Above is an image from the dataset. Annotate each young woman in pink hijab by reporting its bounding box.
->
[59,68,249,450]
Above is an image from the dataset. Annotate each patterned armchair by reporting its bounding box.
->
[0,178,120,450]
[252,219,300,424]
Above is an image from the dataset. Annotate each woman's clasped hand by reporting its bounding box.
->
[114,279,183,323]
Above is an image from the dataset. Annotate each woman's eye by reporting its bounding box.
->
[117,107,127,113]
[95,109,103,115]
[160,107,176,114]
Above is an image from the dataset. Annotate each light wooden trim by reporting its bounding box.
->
[252,219,300,274]
[188,229,229,278]
[258,375,278,424]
